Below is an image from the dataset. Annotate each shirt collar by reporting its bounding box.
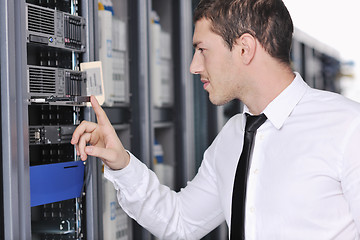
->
[243,72,309,130]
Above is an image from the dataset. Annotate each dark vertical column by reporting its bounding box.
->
[128,0,152,239]
[0,38,3,240]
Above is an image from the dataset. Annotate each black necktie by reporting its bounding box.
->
[230,113,267,240]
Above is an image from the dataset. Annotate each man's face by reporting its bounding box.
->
[190,18,242,106]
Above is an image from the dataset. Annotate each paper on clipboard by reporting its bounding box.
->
[80,61,105,106]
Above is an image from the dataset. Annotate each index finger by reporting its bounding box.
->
[71,120,97,145]
[90,95,111,125]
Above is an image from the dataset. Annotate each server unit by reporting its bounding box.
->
[27,65,87,102]
[26,3,86,52]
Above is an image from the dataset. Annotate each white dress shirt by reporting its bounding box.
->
[105,73,360,239]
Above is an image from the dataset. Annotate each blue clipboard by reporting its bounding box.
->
[30,161,85,207]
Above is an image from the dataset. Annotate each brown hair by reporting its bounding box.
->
[193,0,294,65]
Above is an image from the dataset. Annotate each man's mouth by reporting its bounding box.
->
[201,79,210,90]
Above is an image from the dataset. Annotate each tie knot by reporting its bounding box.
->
[245,113,267,132]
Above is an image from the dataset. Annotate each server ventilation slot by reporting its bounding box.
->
[27,4,55,35]
[29,67,57,94]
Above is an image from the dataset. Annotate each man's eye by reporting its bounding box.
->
[198,48,204,53]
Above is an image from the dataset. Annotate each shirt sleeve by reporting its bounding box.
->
[341,117,360,233]
[104,151,224,239]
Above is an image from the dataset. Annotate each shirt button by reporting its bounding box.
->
[249,207,255,213]
[253,169,259,175]
[258,134,264,140]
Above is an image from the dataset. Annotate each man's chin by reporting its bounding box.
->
[209,95,232,106]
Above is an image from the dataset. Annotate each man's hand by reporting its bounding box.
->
[71,96,130,170]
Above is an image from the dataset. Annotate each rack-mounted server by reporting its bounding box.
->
[27,65,87,97]
[29,125,76,145]
[27,65,90,104]
[26,3,86,52]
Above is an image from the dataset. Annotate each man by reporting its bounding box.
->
[71,0,360,239]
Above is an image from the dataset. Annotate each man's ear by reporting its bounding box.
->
[236,33,257,65]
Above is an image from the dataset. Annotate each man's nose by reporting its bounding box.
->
[190,52,203,75]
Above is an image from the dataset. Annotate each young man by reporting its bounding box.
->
[72,0,360,239]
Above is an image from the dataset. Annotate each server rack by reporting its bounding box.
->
[26,1,90,239]
[96,0,134,239]
[1,0,196,239]
[128,0,195,239]
[1,0,97,239]
[291,28,341,92]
